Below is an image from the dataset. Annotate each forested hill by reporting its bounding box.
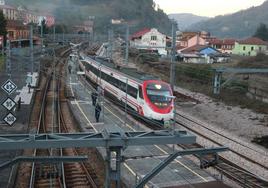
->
[189,0,268,38]
[7,0,173,35]
[169,13,208,30]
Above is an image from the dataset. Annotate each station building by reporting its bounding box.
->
[130,28,168,56]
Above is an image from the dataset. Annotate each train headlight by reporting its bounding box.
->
[155,84,162,90]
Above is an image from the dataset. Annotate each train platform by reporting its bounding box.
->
[66,59,223,188]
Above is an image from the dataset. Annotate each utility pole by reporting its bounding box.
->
[6,40,11,78]
[41,22,43,48]
[53,25,56,42]
[30,24,34,75]
[62,32,65,44]
[125,24,129,65]
[1,42,4,56]
[170,21,176,91]
[124,78,128,127]
[88,32,90,47]
[108,29,114,61]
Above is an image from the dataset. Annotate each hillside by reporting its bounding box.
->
[168,13,208,30]
[189,0,268,38]
[6,0,173,35]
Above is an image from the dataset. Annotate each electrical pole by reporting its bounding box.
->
[111,30,114,61]
[53,25,56,42]
[124,78,128,127]
[41,21,44,48]
[41,22,43,47]
[1,42,4,56]
[30,24,34,75]
[125,24,129,65]
[170,21,176,91]
[108,29,114,61]
[62,32,65,44]
[6,40,11,79]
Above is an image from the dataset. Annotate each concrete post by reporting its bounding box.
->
[41,23,43,48]
[6,40,11,78]
[125,25,129,65]
[1,43,4,56]
[170,22,176,91]
[125,78,128,127]
[53,25,56,42]
[30,24,34,75]
[108,29,114,61]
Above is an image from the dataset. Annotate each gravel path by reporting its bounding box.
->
[175,86,268,179]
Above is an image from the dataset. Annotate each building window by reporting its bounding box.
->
[259,47,262,51]
[251,46,254,51]
[243,46,246,51]
[151,36,157,41]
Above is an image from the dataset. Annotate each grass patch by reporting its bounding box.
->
[175,63,214,84]
[236,53,268,68]
[174,63,268,114]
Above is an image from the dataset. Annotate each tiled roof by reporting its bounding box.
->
[0,4,16,10]
[131,28,151,40]
[208,38,236,45]
[181,45,208,53]
[222,39,236,45]
[208,38,222,45]
[238,37,267,45]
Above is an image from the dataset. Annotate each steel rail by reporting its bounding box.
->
[175,112,268,188]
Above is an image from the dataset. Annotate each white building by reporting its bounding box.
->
[130,28,167,56]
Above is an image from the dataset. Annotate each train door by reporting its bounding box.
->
[137,85,145,115]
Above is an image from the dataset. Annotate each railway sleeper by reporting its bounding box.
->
[65,178,90,186]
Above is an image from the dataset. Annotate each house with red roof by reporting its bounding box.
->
[208,38,236,54]
[130,28,167,55]
[177,31,210,49]
[232,37,267,56]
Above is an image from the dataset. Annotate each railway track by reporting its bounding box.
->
[30,62,99,188]
[14,47,100,188]
[29,72,61,188]
[176,111,268,188]
[58,66,99,188]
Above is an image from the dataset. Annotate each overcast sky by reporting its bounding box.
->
[153,0,266,17]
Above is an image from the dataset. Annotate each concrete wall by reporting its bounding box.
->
[246,75,268,103]
[247,87,268,103]
[188,35,206,47]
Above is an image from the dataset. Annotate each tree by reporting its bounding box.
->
[254,23,268,41]
[0,10,7,46]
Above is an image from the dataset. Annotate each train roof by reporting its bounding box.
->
[88,56,160,83]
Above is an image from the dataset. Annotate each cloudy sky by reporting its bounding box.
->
[153,0,266,17]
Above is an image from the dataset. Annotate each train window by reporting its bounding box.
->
[129,86,138,98]
[146,83,171,108]
[85,63,138,98]
[119,81,126,92]
[139,86,143,99]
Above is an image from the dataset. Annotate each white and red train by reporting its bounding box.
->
[78,54,174,122]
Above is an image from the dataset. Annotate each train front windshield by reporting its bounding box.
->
[146,83,172,108]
